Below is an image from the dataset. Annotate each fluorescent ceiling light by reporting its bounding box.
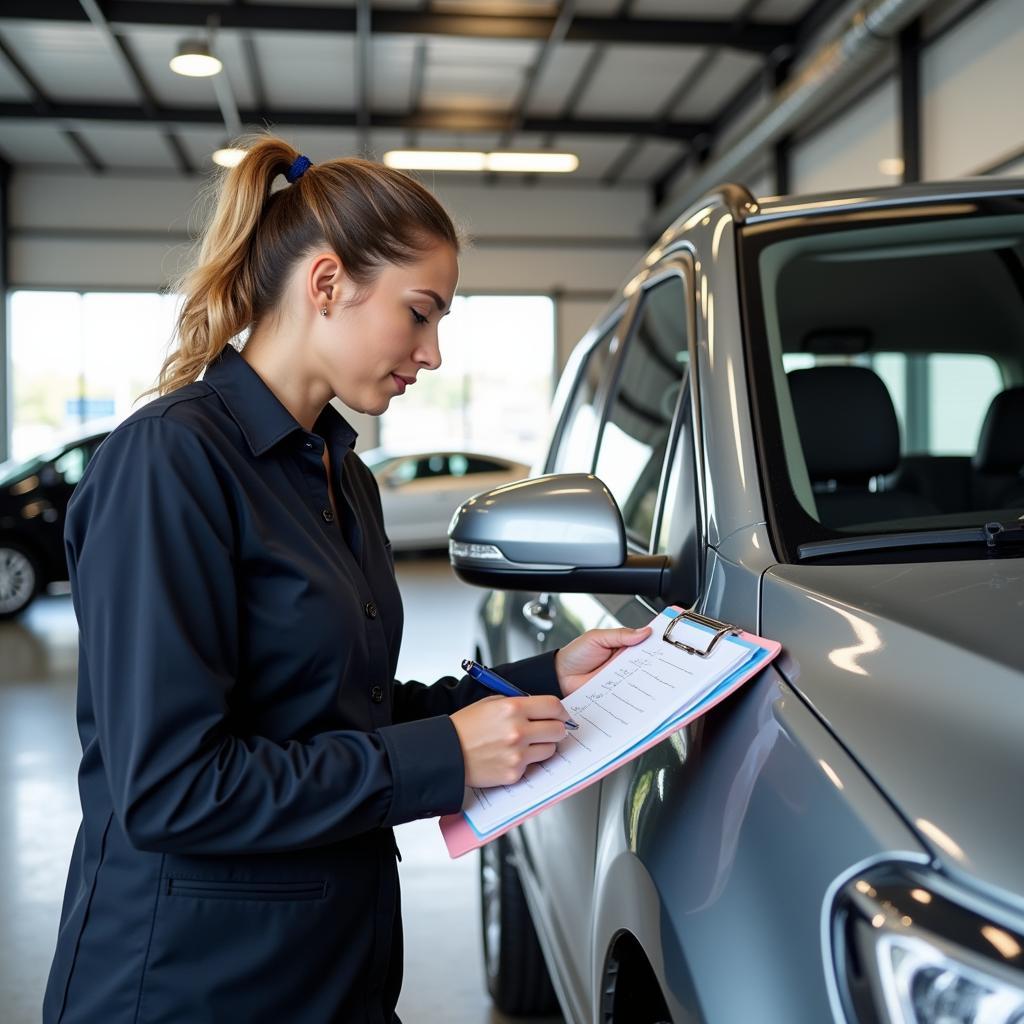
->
[878,157,905,177]
[383,150,579,173]
[385,151,487,171]
[213,147,247,168]
[485,151,579,173]
[170,39,223,78]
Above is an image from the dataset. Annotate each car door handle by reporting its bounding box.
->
[522,596,555,632]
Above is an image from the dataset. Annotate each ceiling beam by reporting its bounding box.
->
[355,0,371,155]
[0,32,106,172]
[404,39,427,149]
[499,0,576,147]
[0,100,711,141]
[78,0,194,175]
[5,2,795,53]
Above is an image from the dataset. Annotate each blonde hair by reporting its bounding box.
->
[153,134,460,396]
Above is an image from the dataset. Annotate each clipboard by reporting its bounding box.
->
[439,607,781,859]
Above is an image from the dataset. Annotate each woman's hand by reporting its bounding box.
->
[450,694,571,789]
[555,626,652,696]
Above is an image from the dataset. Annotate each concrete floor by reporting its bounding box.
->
[0,555,561,1024]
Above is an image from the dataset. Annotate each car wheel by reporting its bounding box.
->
[479,832,559,1016]
[0,541,40,619]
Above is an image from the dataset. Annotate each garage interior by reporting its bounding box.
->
[0,0,1022,1021]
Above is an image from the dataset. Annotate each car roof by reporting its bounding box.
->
[743,176,1024,225]
[360,448,524,465]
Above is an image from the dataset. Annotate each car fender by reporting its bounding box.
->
[591,667,927,1024]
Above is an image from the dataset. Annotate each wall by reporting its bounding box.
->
[8,170,645,335]
[786,0,1023,195]
[790,78,900,194]
[921,0,1024,177]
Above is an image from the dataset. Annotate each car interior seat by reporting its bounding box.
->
[971,385,1024,510]
[787,365,939,529]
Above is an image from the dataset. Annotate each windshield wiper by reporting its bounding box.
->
[797,520,1024,561]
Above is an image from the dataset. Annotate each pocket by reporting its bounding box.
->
[166,877,327,902]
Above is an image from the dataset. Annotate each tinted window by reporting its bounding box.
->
[595,276,690,545]
[415,455,450,479]
[464,457,506,474]
[551,324,619,474]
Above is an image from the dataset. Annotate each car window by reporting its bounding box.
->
[595,275,690,547]
[550,322,619,474]
[53,444,92,486]
[414,455,450,480]
[463,456,506,474]
[386,458,417,486]
[743,208,1024,559]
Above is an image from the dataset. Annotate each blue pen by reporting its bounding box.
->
[462,658,578,730]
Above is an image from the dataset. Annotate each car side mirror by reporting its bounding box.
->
[447,473,668,597]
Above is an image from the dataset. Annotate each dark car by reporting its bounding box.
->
[0,429,109,618]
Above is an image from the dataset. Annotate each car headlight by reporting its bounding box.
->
[831,864,1024,1024]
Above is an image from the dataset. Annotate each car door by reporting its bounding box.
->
[525,264,696,1020]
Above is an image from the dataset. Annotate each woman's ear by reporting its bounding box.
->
[308,252,344,310]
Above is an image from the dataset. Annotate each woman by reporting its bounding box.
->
[43,136,649,1024]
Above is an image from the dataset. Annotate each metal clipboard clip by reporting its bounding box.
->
[662,610,740,658]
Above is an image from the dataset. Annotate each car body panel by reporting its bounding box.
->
[592,668,926,1024]
[363,450,529,549]
[762,558,1024,908]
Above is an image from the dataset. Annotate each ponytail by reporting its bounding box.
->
[151,132,459,397]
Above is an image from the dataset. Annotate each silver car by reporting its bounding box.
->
[359,448,529,550]
[448,179,1024,1023]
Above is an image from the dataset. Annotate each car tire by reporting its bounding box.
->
[0,540,40,620]
[479,832,559,1017]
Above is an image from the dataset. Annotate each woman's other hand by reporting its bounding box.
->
[450,695,570,789]
[555,626,652,697]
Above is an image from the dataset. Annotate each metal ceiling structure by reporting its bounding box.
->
[0,0,853,195]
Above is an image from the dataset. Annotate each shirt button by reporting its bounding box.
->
[371,685,384,704]
[322,508,335,523]
[364,601,377,619]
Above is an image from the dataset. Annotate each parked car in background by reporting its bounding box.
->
[360,448,529,551]
[0,427,112,618]
[448,178,1024,1023]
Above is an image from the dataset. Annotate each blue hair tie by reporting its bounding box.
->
[286,155,312,183]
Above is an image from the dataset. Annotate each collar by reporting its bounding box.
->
[204,345,358,457]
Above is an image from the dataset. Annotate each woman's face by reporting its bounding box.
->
[313,241,460,415]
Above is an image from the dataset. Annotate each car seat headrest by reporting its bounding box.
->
[973,386,1024,475]
[788,366,900,483]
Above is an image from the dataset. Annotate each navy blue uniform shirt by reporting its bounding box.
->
[44,344,560,1024]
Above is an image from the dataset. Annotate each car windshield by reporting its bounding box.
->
[741,199,1024,562]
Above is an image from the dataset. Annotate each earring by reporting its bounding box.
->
[320,307,328,317]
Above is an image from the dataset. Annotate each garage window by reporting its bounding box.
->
[379,295,554,469]
[9,290,179,462]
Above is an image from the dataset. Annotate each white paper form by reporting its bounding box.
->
[463,610,756,836]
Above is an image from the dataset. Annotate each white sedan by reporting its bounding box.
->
[359,449,530,551]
